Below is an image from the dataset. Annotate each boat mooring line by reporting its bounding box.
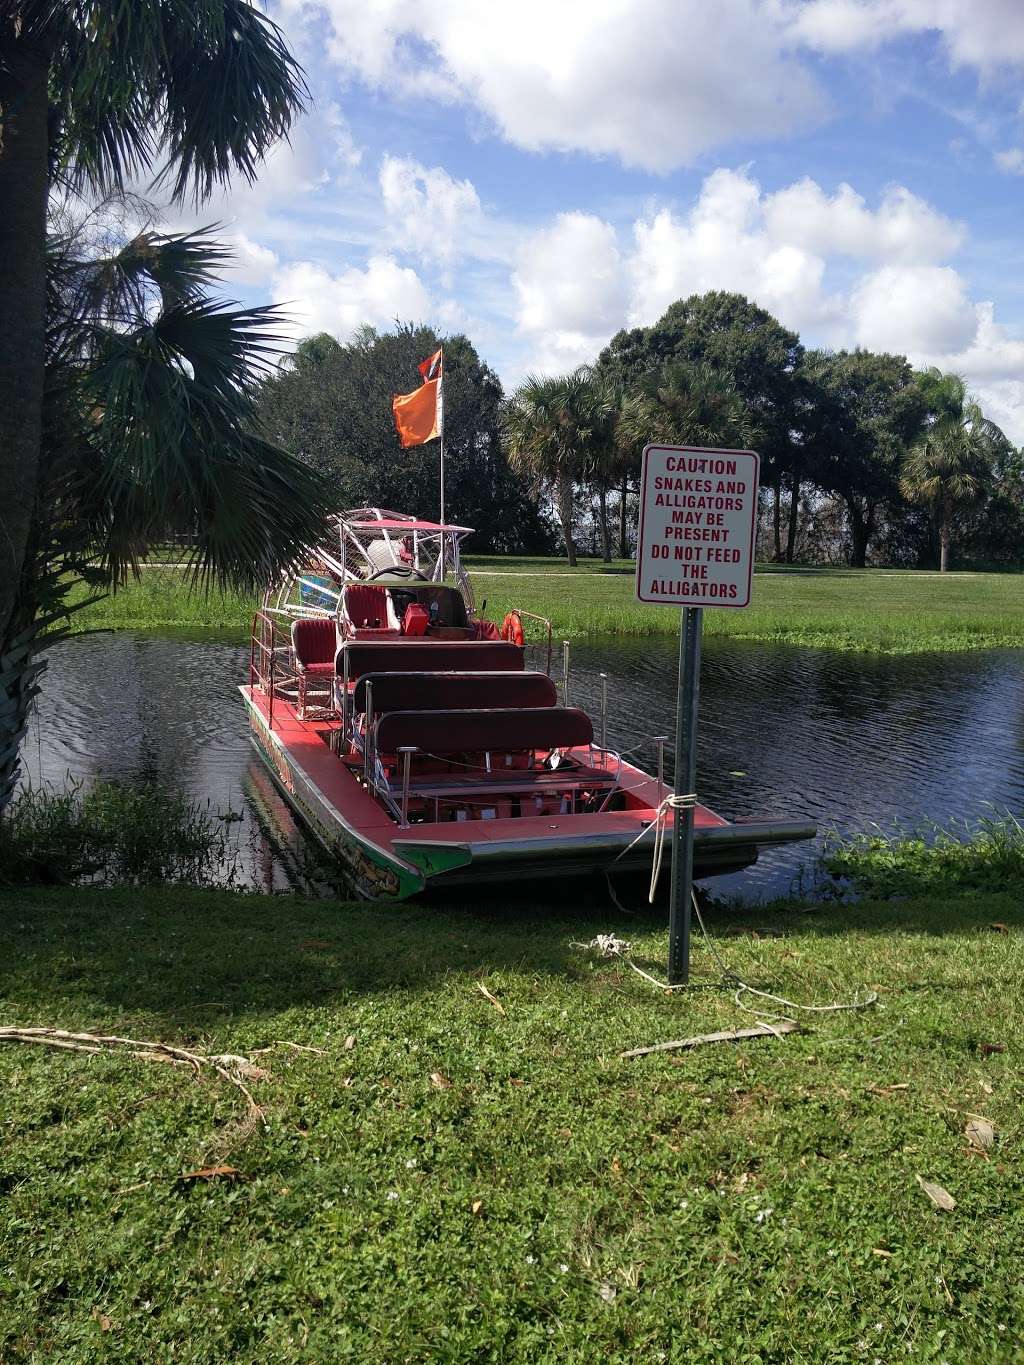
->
[591,874,879,1022]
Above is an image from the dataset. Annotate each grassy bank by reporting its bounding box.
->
[63,562,1024,653]
[1,884,1022,1361]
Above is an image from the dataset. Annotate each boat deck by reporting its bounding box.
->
[245,683,731,838]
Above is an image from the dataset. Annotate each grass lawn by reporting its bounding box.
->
[64,561,1024,653]
[1,885,1021,1361]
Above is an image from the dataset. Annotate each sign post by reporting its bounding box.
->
[634,445,760,985]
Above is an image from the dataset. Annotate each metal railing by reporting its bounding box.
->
[249,610,300,728]
[510,609,553,675]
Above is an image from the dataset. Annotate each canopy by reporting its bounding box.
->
[348,518,474,534]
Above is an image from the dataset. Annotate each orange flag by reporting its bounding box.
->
[392,350,443,448]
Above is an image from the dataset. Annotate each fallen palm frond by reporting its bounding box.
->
[621,1021,799,1058]
[0,1025,268,1133]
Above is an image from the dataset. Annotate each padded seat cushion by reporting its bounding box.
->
[338,640,524,679]
[292,617,337,669]
[355,671,557,715]
[344,584,390,628]
[375,707,593,755]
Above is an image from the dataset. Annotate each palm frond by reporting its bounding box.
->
[49,2,307,205]
[901,371,1005,513]
[618,360,752,454]
[43,218,332,591]
[156,0,308,203]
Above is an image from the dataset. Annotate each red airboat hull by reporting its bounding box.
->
[240,685,810,900]
[244,506,814,899]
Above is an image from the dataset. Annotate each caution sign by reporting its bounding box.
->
[635,445,760,608]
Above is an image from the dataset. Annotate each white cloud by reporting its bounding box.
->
[850,264,977,354]
[994,147,1024,174]
[954,302,1024,381]
[223,233,279,286]
[628,169,837,333]
[512,212,628,371]
[326,104,364,169]
[216,121,330,221]
[514,213,626,335]
[501,166,1024,441]
[781,0,1024,72]
[505,170,987,386]
[904,301,1024,443]
[781,0,884,52]
[379,156,481,267]
[763,179,963,262]
[271,255,431,339]
[282,0,827,171]
[916,0,1024,73]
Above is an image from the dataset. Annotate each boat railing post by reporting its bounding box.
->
[341,649,351,749]
[269,651,275,731]
[562,641,570,707]
[398,746,416,826]
[363,680,374,786]
[654,734,668,796]
[599,673,608,751]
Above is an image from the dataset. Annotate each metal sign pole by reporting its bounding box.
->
[667,605,703,985]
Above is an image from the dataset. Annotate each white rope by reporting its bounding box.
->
[595,828,879,1021]
[645,793,696,904]
[605,792,697,906]
[685,891,877,1021]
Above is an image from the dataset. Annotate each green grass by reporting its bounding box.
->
[62,573,256,636]
[1,885,1022,1361]
[476,563,1024,652]
[63,561,1024,653]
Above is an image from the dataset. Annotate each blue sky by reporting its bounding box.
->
[169,1,1024,439]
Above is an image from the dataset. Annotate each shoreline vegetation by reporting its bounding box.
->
[1,877,1020,1360]
[61,557,1024,654]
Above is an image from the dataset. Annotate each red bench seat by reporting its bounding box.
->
[338,640,524,680]
[291,617,338,716]
[375,706,593,757]
[354,670,557,716]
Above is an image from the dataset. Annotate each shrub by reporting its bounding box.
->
[0,780,242,888]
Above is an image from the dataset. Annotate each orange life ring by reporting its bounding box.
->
[501,610,525,647]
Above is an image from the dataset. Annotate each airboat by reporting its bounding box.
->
[240,508,814,900]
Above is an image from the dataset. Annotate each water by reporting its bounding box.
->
[19,631,1024,900]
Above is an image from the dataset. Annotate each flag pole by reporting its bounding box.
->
[438,346,445,526]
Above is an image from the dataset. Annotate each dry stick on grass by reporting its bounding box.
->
[621,1021,799,1059]
[0,1026,266,1130]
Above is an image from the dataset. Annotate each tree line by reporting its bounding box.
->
[533,292,1019,571]
[258,293,1022,572]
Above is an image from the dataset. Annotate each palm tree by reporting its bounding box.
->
[1,2,306,806]
[0,216,332,807]
[503,368,616,567]
[616,360,754,461]
[901,370,1006,571]
[586,373,627,564]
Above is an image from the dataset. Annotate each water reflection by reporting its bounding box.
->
[19,631,1024,900]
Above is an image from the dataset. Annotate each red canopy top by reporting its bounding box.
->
[347,518,473,534]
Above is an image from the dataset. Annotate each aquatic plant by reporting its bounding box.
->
[823,812,1024,899]
[0,779,242,889]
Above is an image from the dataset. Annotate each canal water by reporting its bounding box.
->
[18,631,1024,900]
